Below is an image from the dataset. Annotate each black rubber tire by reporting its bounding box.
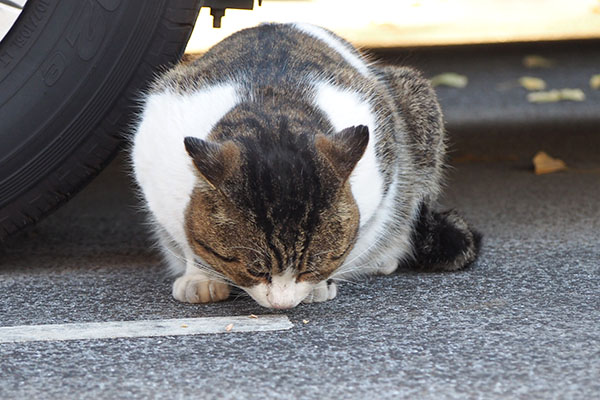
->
[0,0,202,239]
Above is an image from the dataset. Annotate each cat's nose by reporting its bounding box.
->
[269,300,296,309]
[266,290,298,309]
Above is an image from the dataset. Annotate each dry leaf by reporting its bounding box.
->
[559,88,586,101]
[225,324,234,332]
[248,314,258,319]
[590,74,600,90]
[523,55,555,68]
[180,324,188,328]
[527,88,585,103]
[527,90,561,103]
[430,73,468,88]
[518,76,546,91]
[302,319,310,324]
[533,151,567,175]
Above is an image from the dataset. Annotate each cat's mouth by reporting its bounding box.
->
[243,271,314,309]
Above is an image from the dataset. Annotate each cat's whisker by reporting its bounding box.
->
[328,276,369,289]
[191,260,229,281]
[330,266,364,280]
[331,257,384,279]
[161,244,253,292]
[160,245,230,283]
[231,290,252,302]
[160,245,189,264]
[229,245,269,258]
[338,233,386,271]
[311,248,337,258]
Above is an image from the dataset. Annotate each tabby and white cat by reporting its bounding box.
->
[131,23,480,309]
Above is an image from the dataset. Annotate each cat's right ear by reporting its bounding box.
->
[184,137,241,189]
[315,125,369,182]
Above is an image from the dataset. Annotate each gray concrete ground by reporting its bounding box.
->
[1,133,599,399]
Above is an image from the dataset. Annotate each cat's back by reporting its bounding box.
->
[163,23,372,89]
[131,23,386,245]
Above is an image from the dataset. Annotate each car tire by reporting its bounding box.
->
[0,0,202,239]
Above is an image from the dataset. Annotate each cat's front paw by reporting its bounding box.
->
[303,280,337,304]
[172,274,230,303]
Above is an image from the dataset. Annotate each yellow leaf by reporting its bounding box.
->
[523,55,555,68]
[518,76,546,91]
[527,90,561,103]
[590,74,600,90]
[527,88,585,103]
[533,151,567,175]
[559,88,586,101]
[430,73,468,88]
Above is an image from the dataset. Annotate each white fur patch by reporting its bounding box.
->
[313,82,383,226]
[336,182,421,278]
[341,175,400,274]
[131,84,241,249]
[292,23,371,77]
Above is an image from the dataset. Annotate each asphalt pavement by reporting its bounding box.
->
[1,139,599,399]
[1,40,600,399]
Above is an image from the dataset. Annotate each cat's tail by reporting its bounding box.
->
[404,202,482,271]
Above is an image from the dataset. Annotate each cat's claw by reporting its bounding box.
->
[172,274,230,303]
[303,280,337,304]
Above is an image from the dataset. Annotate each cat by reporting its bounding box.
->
[131,23,481,309]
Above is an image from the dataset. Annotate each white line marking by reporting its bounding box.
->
[0,315,293,344]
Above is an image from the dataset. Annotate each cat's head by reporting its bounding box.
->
[183,125,368,309]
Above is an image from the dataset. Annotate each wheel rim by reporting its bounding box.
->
[0,0,27,43]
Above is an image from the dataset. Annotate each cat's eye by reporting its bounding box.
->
[247,269,271,281]
[193,238,239,263]
[297,271,321,281]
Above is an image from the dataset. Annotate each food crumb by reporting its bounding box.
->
[248,314,258,319]
[302,319,310,324]
[430,73,468,88]
[225,324,234,332]
[181,324,188,328]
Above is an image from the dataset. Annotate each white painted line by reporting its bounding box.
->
[0,315,293,344]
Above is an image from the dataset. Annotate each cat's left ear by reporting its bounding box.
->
[315,125,369,182]
[184,137,241,189]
